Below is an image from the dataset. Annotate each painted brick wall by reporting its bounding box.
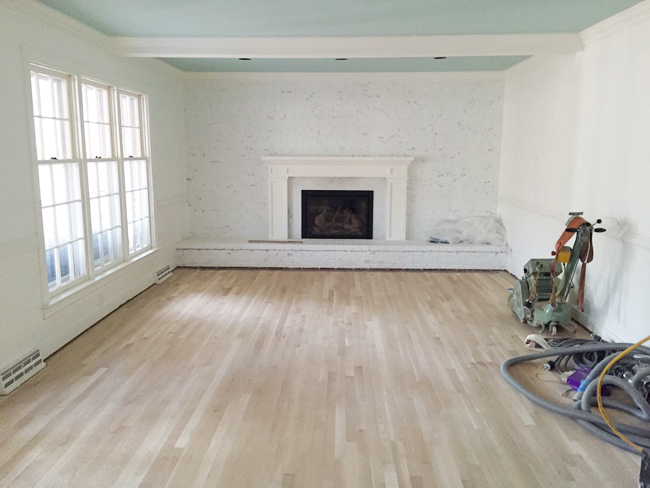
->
[184,76,504,240]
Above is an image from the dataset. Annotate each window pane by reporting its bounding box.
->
[100,196,111,230]
[120,93,142,157]
[55,204,71,246]
[124,160,132,191]
[31,71,73,160]
[92,234,100,262]
[42,207,56,250]
[70,202,84,240]
[111,195,121,227]
[112,228,123,260]
[38,165,53,207]
[35,155,86,290]
[141,218,150,248]
[45,249,57,289]
[122,128,141,158]
[38,74,54,118]
[73,240,86,277]
[90,198,100,235]
[87,162,98,198]
[89,160,122,271]
[58,245,70,284]
[83,84,112,159]
[142,189,150,218]
[51,163,68,204]
[138,160,147,189]
[68,163,81,201]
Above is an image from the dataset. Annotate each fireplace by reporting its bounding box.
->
[301,190,373,239]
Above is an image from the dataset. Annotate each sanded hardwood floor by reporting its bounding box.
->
[0,268,639,487]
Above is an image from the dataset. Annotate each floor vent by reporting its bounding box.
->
[155,265,173,284]
[1,350,45,395]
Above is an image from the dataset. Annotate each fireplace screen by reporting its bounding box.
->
[301,190,373,239]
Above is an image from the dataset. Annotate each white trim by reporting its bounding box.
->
[263,157,413,241]
[42,247,159,318]
[503,55,563,79]
[183,71,507,82]
[263,157,414,166]
[497,195,650,251]
[4,1,183,82]
[1,0,110,50]
[112,34,583,59]
[581,0,650,46]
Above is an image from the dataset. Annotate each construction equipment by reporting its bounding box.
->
[507,212,606,334]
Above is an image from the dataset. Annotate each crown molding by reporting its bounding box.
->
[1,0,185,80]
[1,0,110,50]
[504,55,561,79]
[581,0,650,45]
[112,34,583,59]
[182,71,506,82]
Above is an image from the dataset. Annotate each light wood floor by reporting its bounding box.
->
[0,269,639,487]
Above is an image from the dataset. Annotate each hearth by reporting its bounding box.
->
[301,190,373,239]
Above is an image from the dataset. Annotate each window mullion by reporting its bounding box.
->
[115,88,130,261]
[48,76,62,159]
[73,76,95,280]
[142,96,155,250]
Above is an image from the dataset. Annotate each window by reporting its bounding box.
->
[119,92,152,255]
[29,66,154,296]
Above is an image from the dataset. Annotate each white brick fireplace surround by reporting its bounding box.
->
[176,155,507,270]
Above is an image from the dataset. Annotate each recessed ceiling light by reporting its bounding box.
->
[335,58,348,61]
[433,56,447,60]
[239,58,251,61]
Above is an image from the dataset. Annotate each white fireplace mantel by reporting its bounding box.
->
[262,156,414,240]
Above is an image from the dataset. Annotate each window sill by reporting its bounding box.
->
[42,247,160,319]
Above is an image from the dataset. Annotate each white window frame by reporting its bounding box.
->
[30,66,88,296]
[117,88,155,257]
[78,78,127,274]
[27,63,156,302]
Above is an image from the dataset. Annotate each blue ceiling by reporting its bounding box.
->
[36,0,642,72]
[37,0,641,37]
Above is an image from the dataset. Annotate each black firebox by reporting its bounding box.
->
[301,190,373,239]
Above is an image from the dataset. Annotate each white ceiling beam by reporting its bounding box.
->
[111,34,583,58]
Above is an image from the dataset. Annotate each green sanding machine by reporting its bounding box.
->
[508,212,606,335]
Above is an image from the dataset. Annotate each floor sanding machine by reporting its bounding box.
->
[508,212,606,334]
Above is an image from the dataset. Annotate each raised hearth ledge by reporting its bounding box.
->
[176,238,508,270]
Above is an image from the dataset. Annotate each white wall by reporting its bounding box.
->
[498,16,650,342]
[183,75,504,240]
[0,2,187,368]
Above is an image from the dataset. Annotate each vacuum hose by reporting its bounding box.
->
[500,343,650,454]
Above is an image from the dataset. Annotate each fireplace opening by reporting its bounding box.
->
[301,190,373,239]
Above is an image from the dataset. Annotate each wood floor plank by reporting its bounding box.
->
[0,268,640,487]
